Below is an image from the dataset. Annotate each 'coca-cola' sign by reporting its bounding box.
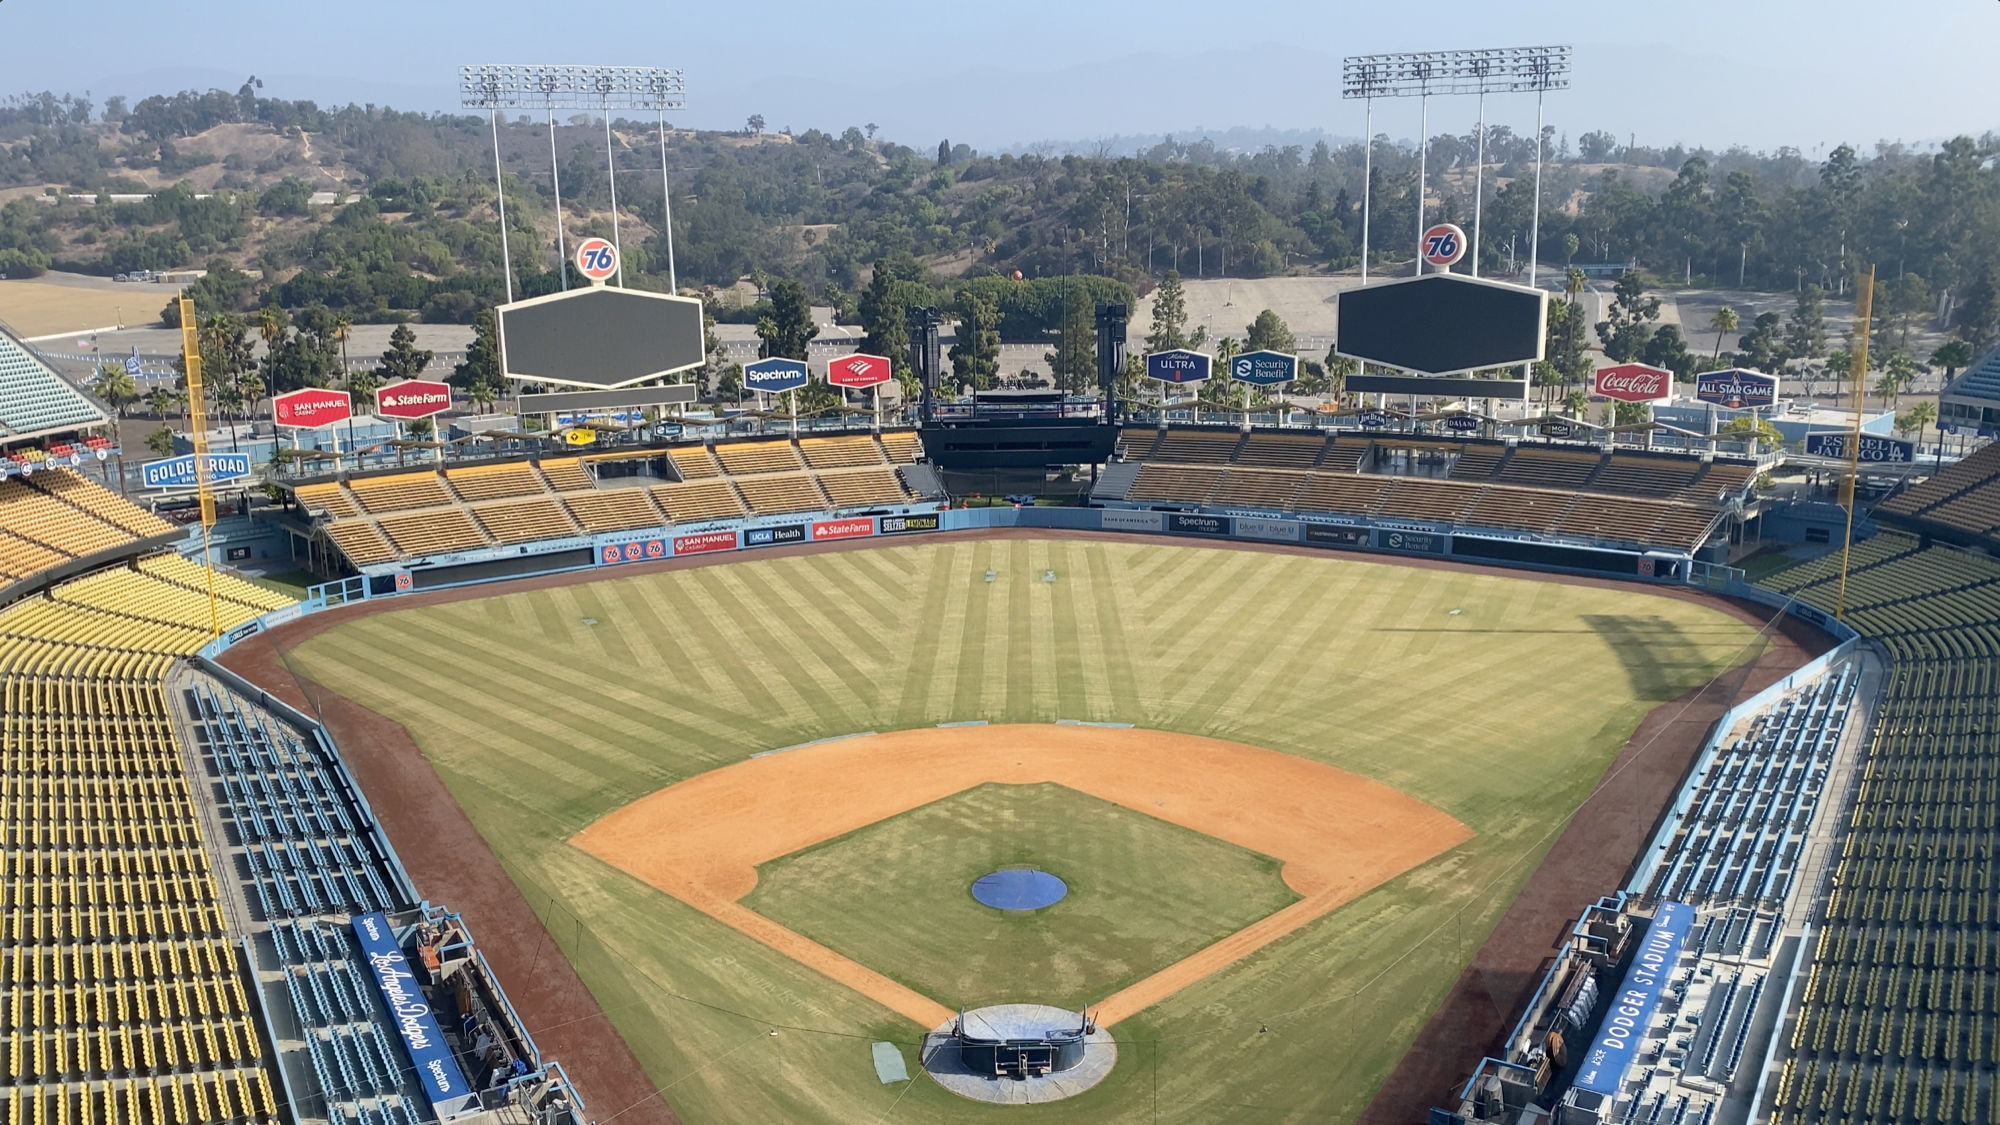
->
[1591,363,1673,403]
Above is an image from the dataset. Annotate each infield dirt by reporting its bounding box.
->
[575,723,1471,1028]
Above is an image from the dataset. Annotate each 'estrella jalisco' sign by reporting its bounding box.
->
[1804,432,1916,463]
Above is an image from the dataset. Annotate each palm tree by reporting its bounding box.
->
[1563,387,1590,419]
[91,364,139,416]
[1710,306,1738,361]
[331,314,354,385]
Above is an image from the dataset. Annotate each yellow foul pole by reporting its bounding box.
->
[1835,267,1874,622]
[177,296,222,639]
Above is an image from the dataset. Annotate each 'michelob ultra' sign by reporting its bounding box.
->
[351,912,474,1113]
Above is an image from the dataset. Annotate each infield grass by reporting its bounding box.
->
[285,538,1768,1124]
[742,781,1299,1013]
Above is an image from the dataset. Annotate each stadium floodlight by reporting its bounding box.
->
[1341,46,1571,284]
[460,64,688,294]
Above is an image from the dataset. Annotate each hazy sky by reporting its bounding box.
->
[3,0,1994,154]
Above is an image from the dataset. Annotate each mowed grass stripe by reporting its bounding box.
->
[287,541,1768,1125]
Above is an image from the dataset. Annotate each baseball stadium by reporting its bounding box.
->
[4,243,2000,1125]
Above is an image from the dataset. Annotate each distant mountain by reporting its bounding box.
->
[996,127,1360,159]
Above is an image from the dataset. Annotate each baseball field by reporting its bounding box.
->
[277,537,1769,1124]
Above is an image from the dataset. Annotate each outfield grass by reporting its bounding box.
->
[742,781,1299,1013]
[285,539,1767,1124]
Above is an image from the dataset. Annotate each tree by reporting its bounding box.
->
[746,114,765,135]
[145,426,176,456]
[1895,399,1937,438]
[1594,273,1660,362]
[91,364,139,416]
[1146,269,1192,352]
[1875,352,1918,406]
[1244,309,1295,354]
[1045,285,1095,394]
[938,139,951,166]
[1719,414,1784,452]
[1735,311,1788,372]
[760,279,819,360]
[1930,338,1974,379]
[373,322,433,382]
[948,290,1000,389]
[144,386,182,418]
[865,123,878,140]
[1953,265,2000,349]
[1642,324,1696,380]
[1562,233,1580,266]
[452,307,506,411]
[1709,305,1737,361]
[1783,286,1827,369]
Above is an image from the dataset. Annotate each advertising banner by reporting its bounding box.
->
[1694,369,1778,409]
[1358,411,1393,428]
[1591,363,1673,403]
[1166,513,1233,537]
[1804,432,1916,463]
[1304,524,1370,548]
[745,524,808,547]
[1540,420,1580,439]
[1229,350,1297,386]
[1443,415,1480,433]
[141,452,252,489]
[273,387,353,429]
[1375,529,1447,554]
[1145,349,1212,384]
[350,912,474,1112]
[1100,509,1164,532]
[599,539,668,566]
[744,357,809,395]
[826,353,892,389]
[880,513,940,535]
[1234,516,1302,542]
[673,530,738,555]
[1573,901,1695,1096]
[810,518,875,542]
[374,380,453,420]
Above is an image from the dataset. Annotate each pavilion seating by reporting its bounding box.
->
[669,447,722,480]
[879,431,923,463]
[445,462,544,502]
[1211,469,1307,510]
[1494,449,1602,490]
[799,435,887,469]
[563,489,665,533]
[1464,486,1577,532]
[374,508,487,556]
[323,520,397,566]
[1449,448,1506,480]
[1292,474,1392,515]
[538,457,596,492]
[293,482,361,519]
[733,472,828,516]
[817,468,908,509]
[1319,441,1371,472]
[348,472,452,515]
[1235,433,1328,469]
[1150,428,1242,464]
[713,439,805,476]
[651,480,746,523]
[1376,479,1480,523]
[471,497,577,544]
[1126,464,1225,505]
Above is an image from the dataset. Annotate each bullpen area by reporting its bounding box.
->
[243,536,1774,1124]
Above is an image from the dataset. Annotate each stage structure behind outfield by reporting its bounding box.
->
[1342,46,1569,283]
[461,64,688,298]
